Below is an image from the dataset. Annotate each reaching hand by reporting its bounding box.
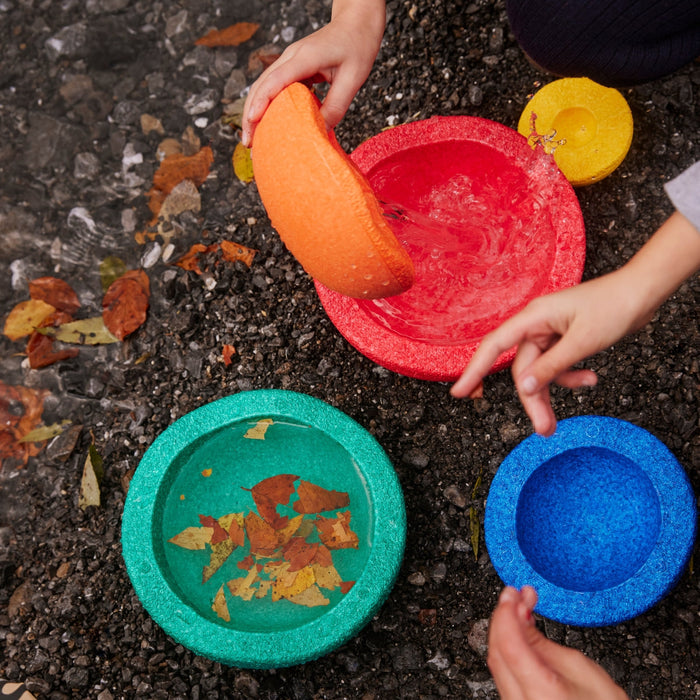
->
[451,211,700,436]
[242,0,386,146]
[488,587,629,700]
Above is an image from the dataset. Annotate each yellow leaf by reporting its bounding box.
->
[286,583,330,607]
[168,526,214,550]
[243,418,273,440]
[255,579,272,599]
[312,564,342,591]
[203,539,236,582]
[3,299,56,340]
[212,584,230,621]
[469,506,480,561]
[19,420,71,444]
[79,444,103,511]
[272,564,315,602]
[39,317,120,345]
[227,566,260,601]
[233,142,254,183]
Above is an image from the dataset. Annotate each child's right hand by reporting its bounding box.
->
[242,0,386,147]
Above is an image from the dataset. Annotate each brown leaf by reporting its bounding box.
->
[293,480,350,514]
[26,311,80,369]
[0,382,49,469]
[28,277,81,314]
[102,270,150,341]
[339,580,355,595]
[220,240,257,267]
[316,511,359,550]
[245,473,298,529]
[148,146,214,219]
[199,514,229,545]
[282,537,319,572]
[245,511,282,557]
[195,22,259,47]
[174,243,215,275]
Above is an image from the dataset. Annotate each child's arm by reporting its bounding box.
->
[242,0,386,146]
[489,587,629,700]
[451,210,700,436]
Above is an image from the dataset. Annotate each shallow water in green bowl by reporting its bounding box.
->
[153,418,372,633]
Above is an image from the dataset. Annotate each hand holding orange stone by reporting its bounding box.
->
[251,81,414,299]
[242,0,386,148]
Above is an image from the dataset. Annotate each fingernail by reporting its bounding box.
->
[499,586,517,603]
[241,130,250,148]
[521,376,537,394]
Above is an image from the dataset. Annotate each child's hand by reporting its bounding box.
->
[488,587,629,700]
[451,211,700,437]
[242,0,386,147]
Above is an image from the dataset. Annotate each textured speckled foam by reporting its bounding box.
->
[121,390,406,668]
[485,416,697,627]
[315,116,585,381]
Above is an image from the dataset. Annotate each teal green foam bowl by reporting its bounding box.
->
[121,390,406,668]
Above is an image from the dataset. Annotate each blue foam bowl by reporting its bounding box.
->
[121,390,406,668]
[485,416,697,626]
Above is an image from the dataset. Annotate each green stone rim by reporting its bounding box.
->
[121,389,406,668]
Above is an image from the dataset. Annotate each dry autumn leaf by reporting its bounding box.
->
[286,583,330,608]
[79,444,104,510]
[174,243,214,274]
[199,514,230,545]
[0,382,49,469]
[271,564,315,602]
[169,526,215,550]
[227,566,260,601]
[245,511,283,557]
[19,420,71,444]
[195,22,259,47]
[282,537,319,572]
[102,269,150,341]
[293,480,350,514]
[222,344,236,366]
[99,256,128,293]
[232,142,254,183]
[3,299,56,341]
[220,240,257,267]
[148,146,214,219]
[244,473,298,528]
[28,277,81,314]
[203,539,237,582]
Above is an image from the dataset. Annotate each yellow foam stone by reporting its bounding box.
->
[518,78,633,186]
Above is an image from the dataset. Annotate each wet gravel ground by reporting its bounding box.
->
[0,0,699,698]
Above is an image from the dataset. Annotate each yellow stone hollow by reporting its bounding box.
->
[518,78,633,187]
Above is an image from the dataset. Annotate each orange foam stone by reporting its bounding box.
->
[252,83,414,299]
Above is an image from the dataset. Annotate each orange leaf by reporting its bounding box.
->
[237,554,255,570]
[245,473,298,529]
[316,511,359,550]
[245,511,281,557]
[220,240,257,267]
[174,243,216,275]
[0,382,49,469]
[282,537,319,572]
[26,311,79,369]
[199,514,229,545]
[293,480,350,514]
[312,544,334,567]
[28,277,81,314]
[195,22,259,47]
[102,270,150,341]
[222,343,236,366]
[229,517,245,547]
[148,146,214,219]
[340,581,355,594]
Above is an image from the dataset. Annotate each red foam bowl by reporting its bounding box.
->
[315,116,586,382]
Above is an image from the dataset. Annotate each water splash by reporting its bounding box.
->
[526,111,567,156]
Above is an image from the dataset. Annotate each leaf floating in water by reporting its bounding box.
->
[203,539,237,582]
[232,142,254,183]
[293,480,350,514]
[227,566,260,601]
[244,472,298,528]
[195,22,260,47]
[243,418,274,441]
[169,526,214,550]
[79,444,104,511]
[286,584,330,608]
[212,584,230,622]
[315,511,359,550]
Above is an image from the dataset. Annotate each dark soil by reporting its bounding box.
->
[1,0,698,698]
